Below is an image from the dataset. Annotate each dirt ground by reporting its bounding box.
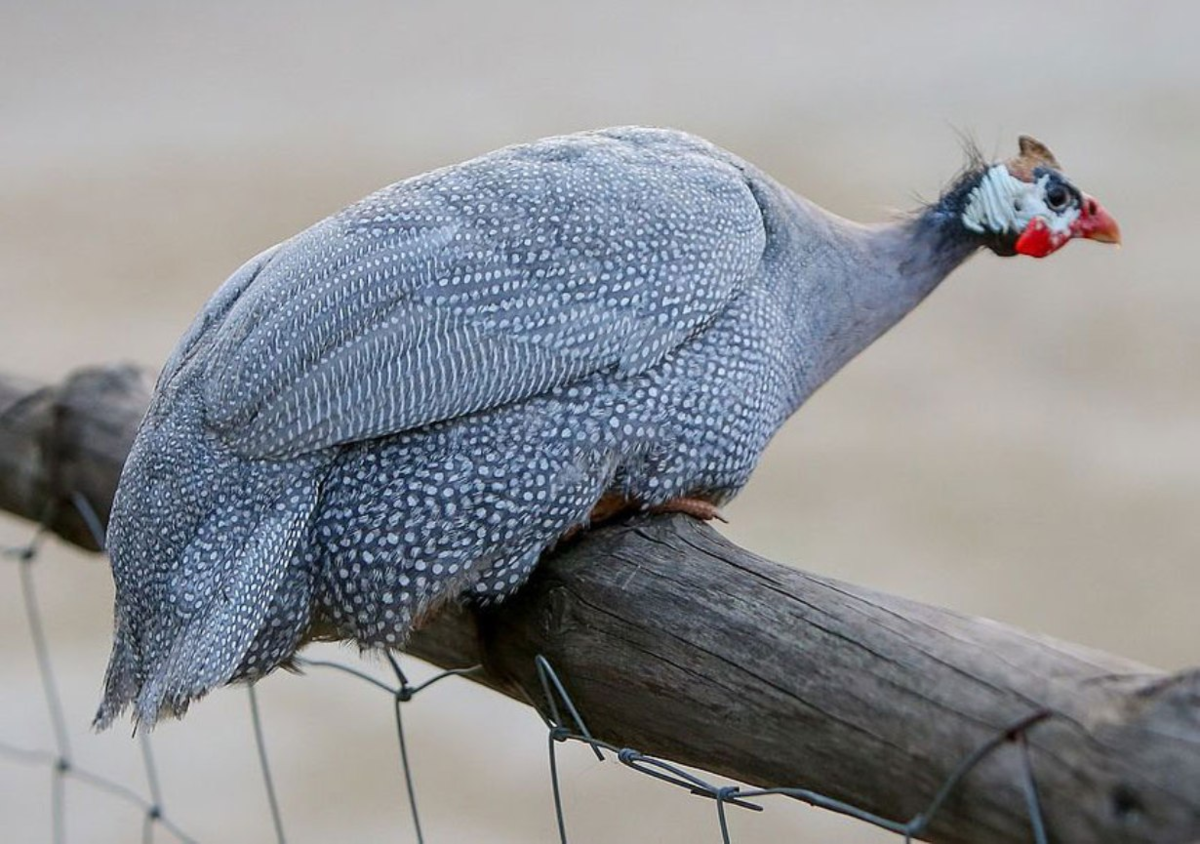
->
[2,2,1197,842]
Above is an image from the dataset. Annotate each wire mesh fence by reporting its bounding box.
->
[1,525,194,844]
[2,507,1054,844]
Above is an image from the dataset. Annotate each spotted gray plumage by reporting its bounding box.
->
[98,127,1106,727]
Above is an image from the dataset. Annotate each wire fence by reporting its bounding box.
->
[2,503,1054,844]
[1,523,193,844]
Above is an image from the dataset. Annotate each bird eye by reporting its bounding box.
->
[1045,184,1071,211]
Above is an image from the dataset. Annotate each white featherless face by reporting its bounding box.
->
[962,165,1079,239]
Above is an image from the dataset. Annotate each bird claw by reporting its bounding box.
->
[649,497,728,523]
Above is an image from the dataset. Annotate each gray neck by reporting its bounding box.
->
[758,183,981,417]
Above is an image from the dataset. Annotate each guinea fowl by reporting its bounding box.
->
[96,127,1120,727]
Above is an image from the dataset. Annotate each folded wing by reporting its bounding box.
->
[186,129,767,459]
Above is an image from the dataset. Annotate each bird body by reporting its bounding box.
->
[97,127,1119,727]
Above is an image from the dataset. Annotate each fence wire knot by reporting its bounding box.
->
[525,654,1051,844]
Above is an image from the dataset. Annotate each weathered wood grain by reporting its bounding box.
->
[0,365,150,549]
[2,365,1198,843]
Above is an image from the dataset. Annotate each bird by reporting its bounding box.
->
[95,127,1120,728]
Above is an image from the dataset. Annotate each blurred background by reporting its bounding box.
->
[2,1,1197,841]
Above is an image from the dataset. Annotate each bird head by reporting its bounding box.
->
[960,135,1121,258]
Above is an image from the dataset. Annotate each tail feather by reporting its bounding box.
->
[96,483,318,729]
[94,613,140,730]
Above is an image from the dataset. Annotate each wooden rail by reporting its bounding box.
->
[2,365,1198,843]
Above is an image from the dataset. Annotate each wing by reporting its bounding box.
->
[187,128,767,459]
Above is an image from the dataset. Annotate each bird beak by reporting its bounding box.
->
[1073,194,1121,245]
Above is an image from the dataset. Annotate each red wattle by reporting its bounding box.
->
[1014,219,1063,258]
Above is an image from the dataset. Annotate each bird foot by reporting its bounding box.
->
[649,496,728,523]
[557,493,726,547]
[555,494,635,545]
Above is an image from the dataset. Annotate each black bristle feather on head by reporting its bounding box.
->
[920,141,1020,257]
[913,164,1004,258]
